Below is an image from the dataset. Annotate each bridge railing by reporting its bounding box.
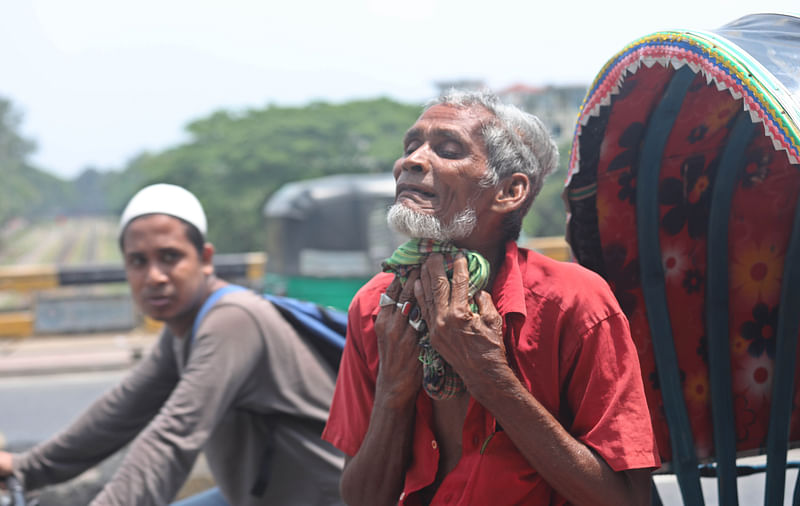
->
[0,253,267,337]
[0,236,572,338]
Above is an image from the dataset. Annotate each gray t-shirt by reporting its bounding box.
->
[15,289,344,505]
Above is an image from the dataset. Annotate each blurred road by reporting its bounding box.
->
[0,332,213,503]
[654,458,799,505]
[0,369,123,446]
[0,331,157,447]
[0,331,799,505]
[0,332,156,379]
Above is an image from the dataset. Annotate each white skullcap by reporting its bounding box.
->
[119,183,207,237]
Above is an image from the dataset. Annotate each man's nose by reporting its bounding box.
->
[401,145,431,173]
[145,262,169,284]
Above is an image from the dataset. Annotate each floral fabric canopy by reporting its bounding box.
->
[565,12,800,466]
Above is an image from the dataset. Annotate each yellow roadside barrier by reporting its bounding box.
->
[0,311,35,337]
[245,252,267,282]
[0,253,268,337]
[0,265,59,292]
[524,236,572,262]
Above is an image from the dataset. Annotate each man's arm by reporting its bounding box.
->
[6,335,177,491]
[91,304,264,505]
[416,254,652,506]
[469,355,651,505]
[339,271,423,506]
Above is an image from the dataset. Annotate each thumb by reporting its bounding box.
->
[474,291,502,330]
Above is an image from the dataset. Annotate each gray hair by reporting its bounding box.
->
[426,89,560,240]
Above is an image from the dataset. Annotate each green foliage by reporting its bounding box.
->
[0,97,71,228]
[522,140,571,239]
[108,98,423,252]
[0,90,575,258]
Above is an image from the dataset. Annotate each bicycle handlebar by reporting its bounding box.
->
[2,475,25,506]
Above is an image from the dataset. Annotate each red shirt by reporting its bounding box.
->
[323,241,660,505]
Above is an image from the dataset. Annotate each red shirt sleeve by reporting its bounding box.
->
[322,273,391,456]
[564,310,661,471]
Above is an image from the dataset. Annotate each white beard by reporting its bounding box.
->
[387,203,477,241]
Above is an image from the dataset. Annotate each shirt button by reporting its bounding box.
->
[431,440,438,450]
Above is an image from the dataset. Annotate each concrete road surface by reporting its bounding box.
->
[1,333,799,505]
[0,370,124,445]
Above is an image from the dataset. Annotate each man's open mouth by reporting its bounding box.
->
[397,184,436,199]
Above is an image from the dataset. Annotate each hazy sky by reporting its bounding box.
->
[2,0,798,179]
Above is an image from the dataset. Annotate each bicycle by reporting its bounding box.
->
[0,475,36,506]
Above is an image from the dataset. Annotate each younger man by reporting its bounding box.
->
[0,184,344,505]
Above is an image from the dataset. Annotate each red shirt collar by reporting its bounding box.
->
[490,240,528,321]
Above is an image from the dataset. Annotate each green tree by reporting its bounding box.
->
[111,98,423,252]
[522,140,571,239]
[75,96,575,254]
[0,97,69,228]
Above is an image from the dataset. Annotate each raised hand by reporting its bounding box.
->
[0,451,13,477]
[373,269,423,406]
[414,253,507,393]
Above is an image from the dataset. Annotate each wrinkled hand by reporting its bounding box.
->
[414,253,508,390]
[373,269,423,405]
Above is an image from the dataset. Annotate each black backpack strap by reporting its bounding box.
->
[249,295,345,496]
[250,418,277,497]
[249,413,328,497]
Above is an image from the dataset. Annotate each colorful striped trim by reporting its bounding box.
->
[567,183,597,201]
[566,30,800,185]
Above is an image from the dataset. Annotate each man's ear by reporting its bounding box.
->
[491,173,530,213]
[201,243,215,274]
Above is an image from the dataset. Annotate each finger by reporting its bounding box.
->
[474,291,505,357]
[450,253,471,309]
[417,255,436,309]
[420,253,446,281]
[398,269,419,304]
[391,269,419,320]
[474,290,501,326]
[421,253,450,308]
[417,256,432,300]
[385,274,403,299]
[416,255,441,327]
[376,272,420,339]
[377,279,400,317]
[413,278,430,325]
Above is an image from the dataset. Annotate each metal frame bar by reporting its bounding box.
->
[636,65,704,505]
[706,111,757,505]
[765,175,800,505]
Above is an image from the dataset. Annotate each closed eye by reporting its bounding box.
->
[436,140,463,159]
[404,139,422,155]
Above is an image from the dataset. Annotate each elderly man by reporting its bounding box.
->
[0,184,344,505]
[322,90,660,505]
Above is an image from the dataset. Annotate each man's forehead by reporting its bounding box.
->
[406,104,493,137]
[122,214,189,243]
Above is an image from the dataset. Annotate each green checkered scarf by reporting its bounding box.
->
[382,238,490,400]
